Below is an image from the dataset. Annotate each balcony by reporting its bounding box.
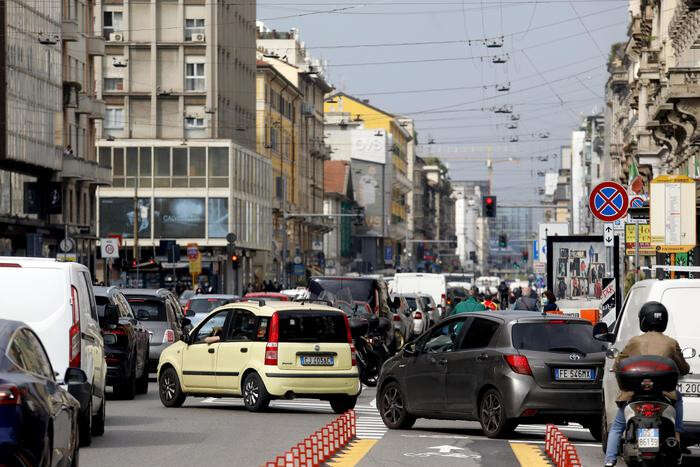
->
[86,36,105,56]
[77,93,105,119]
[62,156,112,185]
[61,18,79,42]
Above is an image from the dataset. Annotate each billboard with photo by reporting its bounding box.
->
[154,198,205,238]
[351,159,386,235]
[546,235,620,321]
[208,198,228,238]
[99,197,151,238]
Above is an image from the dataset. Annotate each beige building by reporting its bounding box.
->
[94,0,270,293]
[256,25,333,280]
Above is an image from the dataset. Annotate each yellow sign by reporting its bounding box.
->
[655,245,694,254]
[650,175,696,251]
[625,224,655,255]
[189,253,202,275]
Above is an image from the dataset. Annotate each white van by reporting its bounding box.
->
[0,257,106,446]
[393,273,447,316]
[598,279,700,446]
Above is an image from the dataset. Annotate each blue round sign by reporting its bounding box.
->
[589,181,629,222]
[630,196,644,208]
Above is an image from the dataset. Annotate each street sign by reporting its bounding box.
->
[589,181,629,222]
[600,278,616,318]
[650,175,696,253]
[100,238,119,259]
[59,237,75,253]
[226,232,237,244]
[533,261,546,275]
[604,223,614,235]
[312,240,323,251]
[630,196,645,208]
[186,243,199,261]
[625,223,654,255]
[612,218,625,231]
[604,232,614,247]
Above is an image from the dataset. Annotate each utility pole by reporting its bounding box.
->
[132,174,140,286]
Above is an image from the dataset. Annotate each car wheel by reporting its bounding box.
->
[585,415,603,442]
[242,372,270,412]
[78,399,92,447]
[378,381,416,429]
[479,389,514,438]
[136,362,149,395]
[329,395,358,414]
[92,396,105,436]
[159,367,186,408]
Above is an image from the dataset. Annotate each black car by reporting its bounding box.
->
[0,319,84,466]
[376,312,606,439]
[95,286,150,399]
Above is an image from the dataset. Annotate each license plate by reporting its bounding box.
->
[637,428,659,449]
[677,381,700,398]
[300,356,334,366]
[554,368,595,380]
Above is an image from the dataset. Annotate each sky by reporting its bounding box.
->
[257,0,630,203]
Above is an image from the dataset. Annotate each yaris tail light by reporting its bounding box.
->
[505,354,532,376]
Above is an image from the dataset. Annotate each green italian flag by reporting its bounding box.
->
[629,158,643,194]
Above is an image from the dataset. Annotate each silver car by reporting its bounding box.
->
[121,288,189,371]
[376,312,606,439]
[396,293,431,337]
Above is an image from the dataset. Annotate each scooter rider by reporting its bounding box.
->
[604,301,690,466]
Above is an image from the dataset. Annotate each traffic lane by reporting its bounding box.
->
[83,382,344,466]
[359,419,602,466]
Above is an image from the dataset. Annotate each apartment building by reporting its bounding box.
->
[94,0,270,292]
[256,25,333,279]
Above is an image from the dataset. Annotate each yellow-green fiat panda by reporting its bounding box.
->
[157,299,361,413]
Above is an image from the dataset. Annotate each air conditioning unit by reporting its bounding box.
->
[192,33,205,42]
[109,32,123,42]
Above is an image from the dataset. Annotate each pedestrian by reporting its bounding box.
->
[624,267,639,293]
[498,281,509,310]
[450,287,486,315]
[513,286,539,311]
[541,290,559,312]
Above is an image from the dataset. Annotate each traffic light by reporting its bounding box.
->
[521,250,529,261]
[231,252,241,269]
[482,196,497,218]
[498,234,507,248]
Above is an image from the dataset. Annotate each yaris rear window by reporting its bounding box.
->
[512,322,605,354]
[125,299,167,322]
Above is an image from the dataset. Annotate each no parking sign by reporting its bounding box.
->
[589,182,629,222]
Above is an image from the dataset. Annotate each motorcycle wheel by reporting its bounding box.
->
[360,353,381,387]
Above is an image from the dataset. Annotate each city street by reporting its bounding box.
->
[83,379,612,466]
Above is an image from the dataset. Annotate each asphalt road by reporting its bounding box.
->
[79,379,613,466]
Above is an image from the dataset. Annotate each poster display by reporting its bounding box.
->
[154,198,205,238]
[546,235,620,321]
[99,197,151,238]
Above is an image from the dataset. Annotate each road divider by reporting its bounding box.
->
[264,410,356,467]
[544,424,582,467]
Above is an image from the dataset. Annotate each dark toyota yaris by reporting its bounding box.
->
[376,312,606,439]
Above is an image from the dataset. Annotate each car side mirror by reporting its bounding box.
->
[64,367,87,385]
[403,343,417,356]
[592,322,614,342]
[103,304,119,327]
[185,309,196,318]
[181,317,192,328]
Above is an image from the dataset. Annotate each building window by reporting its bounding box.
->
[184,19,205,41]
[104,107,124,130]
[103,11,123,40]
[185,116,205,128]
[185,58,205,91]
[270,127,279,153]
[104,78,123,91]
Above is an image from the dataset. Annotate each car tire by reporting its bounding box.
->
[601,408,609,454]
[585,415,603,442]
[242,372,270,412]
[330,395,358,414]
[78,399,92,447]
[136,363,149,395]
[479,388,515,438]
[159,367,186,408]
[378,381,416,429]
[92,397,105,437]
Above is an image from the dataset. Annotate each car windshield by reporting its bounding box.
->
[277,310,348,343]
[95,295,109,318]
[189,298,229,314]
[512,322,605,354]
[309,278,376,309]
[405,297,418,310]
[126,298,167,322]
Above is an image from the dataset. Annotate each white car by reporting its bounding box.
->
[395,293,431,337]
[596,279,700,448]
[0,257,106,446]
[393,273,447,317]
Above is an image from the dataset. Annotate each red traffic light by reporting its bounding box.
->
[485,197,494,205]
[131,260,137,267]
[231,254,239,262]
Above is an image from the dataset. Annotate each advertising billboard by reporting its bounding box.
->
[351,159,386,235]
[208,198,228,238]
[154,198,205,238]
[99,197,151,238]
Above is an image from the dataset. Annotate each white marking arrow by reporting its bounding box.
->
[428,445,464,454]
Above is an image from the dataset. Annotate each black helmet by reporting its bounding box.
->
[638,301,668,332]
